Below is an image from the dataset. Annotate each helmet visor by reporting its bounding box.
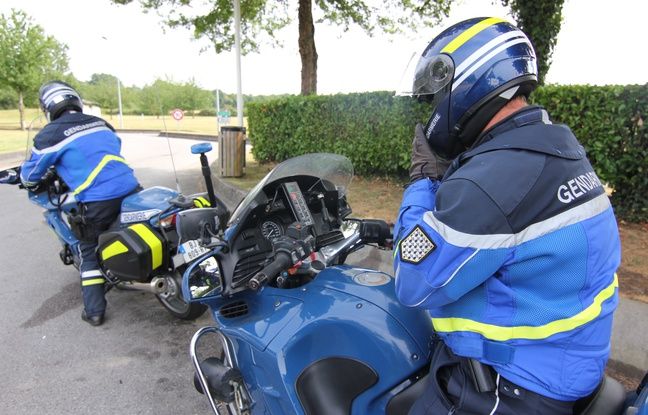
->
[396,52,454,97]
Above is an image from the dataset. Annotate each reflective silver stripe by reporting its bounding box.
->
[452,37,532,92]
[541,110,552,124]
[31,126,112,155]
[454,30,527,79]
[423,193,611,249]
[41,86,79,106]
[81,270,102,279]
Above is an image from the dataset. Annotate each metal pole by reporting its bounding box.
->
[216,88,221,130]
[117,78,124,129]
[233,0,244,127]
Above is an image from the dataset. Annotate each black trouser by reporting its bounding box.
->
[409,341,575,415]
[76,197,124,317]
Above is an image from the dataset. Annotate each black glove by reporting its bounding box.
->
[0,167,20,185]
[23,168,57,192]
[409,123,451,183]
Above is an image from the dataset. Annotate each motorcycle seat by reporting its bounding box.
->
[574,376,627,415]
[388,374,628,415]
[386,374,428,415]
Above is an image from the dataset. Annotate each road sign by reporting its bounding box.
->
[217,110,230,125]
[172,108,184,121]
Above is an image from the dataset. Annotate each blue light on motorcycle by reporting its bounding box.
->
[191,143,213,154]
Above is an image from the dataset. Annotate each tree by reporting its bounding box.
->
[179,79,213,115]
[0,9,69,129]
[112,0,452,95]
[82,73,121,114]
[501,0,565,85]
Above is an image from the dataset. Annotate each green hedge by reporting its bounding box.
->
[247,85,648,222]
[248,92,428,175]
[531,85,648,222]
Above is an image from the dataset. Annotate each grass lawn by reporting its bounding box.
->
[0,130,35,154]
[0,108,247,154]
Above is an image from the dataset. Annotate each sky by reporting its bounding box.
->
[1,0,647,96]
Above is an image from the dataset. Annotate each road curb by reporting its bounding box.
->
[158,131,219,141]
[209,172,248,212]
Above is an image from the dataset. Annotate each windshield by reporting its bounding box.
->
[228,153,353,225]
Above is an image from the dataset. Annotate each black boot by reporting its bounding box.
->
[81,310,104,326]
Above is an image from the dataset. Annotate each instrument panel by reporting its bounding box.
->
[260,220,283,241]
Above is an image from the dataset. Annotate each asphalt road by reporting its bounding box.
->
[0,133,218,415]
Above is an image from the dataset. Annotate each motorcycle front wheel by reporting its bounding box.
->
[156,272,207,320]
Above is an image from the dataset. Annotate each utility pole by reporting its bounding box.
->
[101,36,124,129]
[233,0,244,127]
[117,77,123,129]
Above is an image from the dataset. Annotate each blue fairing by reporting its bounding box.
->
[202,266,435,414]
[121,186,178,212]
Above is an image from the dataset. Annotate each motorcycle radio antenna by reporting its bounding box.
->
[25,114,46,160]
[157,97,182,194]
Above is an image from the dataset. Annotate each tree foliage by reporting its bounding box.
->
[111,0,452,95]
[501,0,565,85]
[0,9,69,128]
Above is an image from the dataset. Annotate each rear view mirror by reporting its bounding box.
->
[0,167,20,185]
[183,255,224,301]
[176,207,229,242]
[191,142,213,154]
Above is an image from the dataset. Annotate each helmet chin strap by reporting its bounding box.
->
[456,81,535,153]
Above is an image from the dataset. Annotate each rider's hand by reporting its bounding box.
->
[409,123,451,183]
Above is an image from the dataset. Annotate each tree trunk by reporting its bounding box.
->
[19,92,25,130]
[298,0,317,95]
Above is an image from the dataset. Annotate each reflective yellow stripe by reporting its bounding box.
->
[193,196,210,208]
[101,240,129,261]
[130,223,163,270]
[82,278,105,287]
[441,17,506,54]
[73,155,128,195]
[432,274,618,341]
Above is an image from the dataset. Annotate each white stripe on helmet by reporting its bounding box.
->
[452,37,533,92]
[454,30,528,79]
[41,85,80,106]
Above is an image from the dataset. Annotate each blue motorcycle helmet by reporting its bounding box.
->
[403,17,538,159]
[39,80,83,122]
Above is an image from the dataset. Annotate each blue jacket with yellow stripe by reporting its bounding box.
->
[20,112,139,202]
[393,106,620,401]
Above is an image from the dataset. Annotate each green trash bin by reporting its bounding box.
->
[219,126,246,177]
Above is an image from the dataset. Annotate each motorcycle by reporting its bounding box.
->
[0,142,228,320]
[177,152,648,414]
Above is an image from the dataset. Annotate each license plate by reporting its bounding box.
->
[179,240,211,263]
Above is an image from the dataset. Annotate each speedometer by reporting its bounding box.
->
[261,221,283,241]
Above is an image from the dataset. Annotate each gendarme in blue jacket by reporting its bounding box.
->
[393,106,620,401]
[21,112,138,202]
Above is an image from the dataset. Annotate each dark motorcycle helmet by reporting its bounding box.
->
[404,17,538,159]
[39,80,83,121]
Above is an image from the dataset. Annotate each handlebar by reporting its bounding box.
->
[359,219,393,248]
[247,251,292,291]
[246,219,392,292]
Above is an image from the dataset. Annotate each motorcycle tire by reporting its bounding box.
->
[156,272,207,320]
